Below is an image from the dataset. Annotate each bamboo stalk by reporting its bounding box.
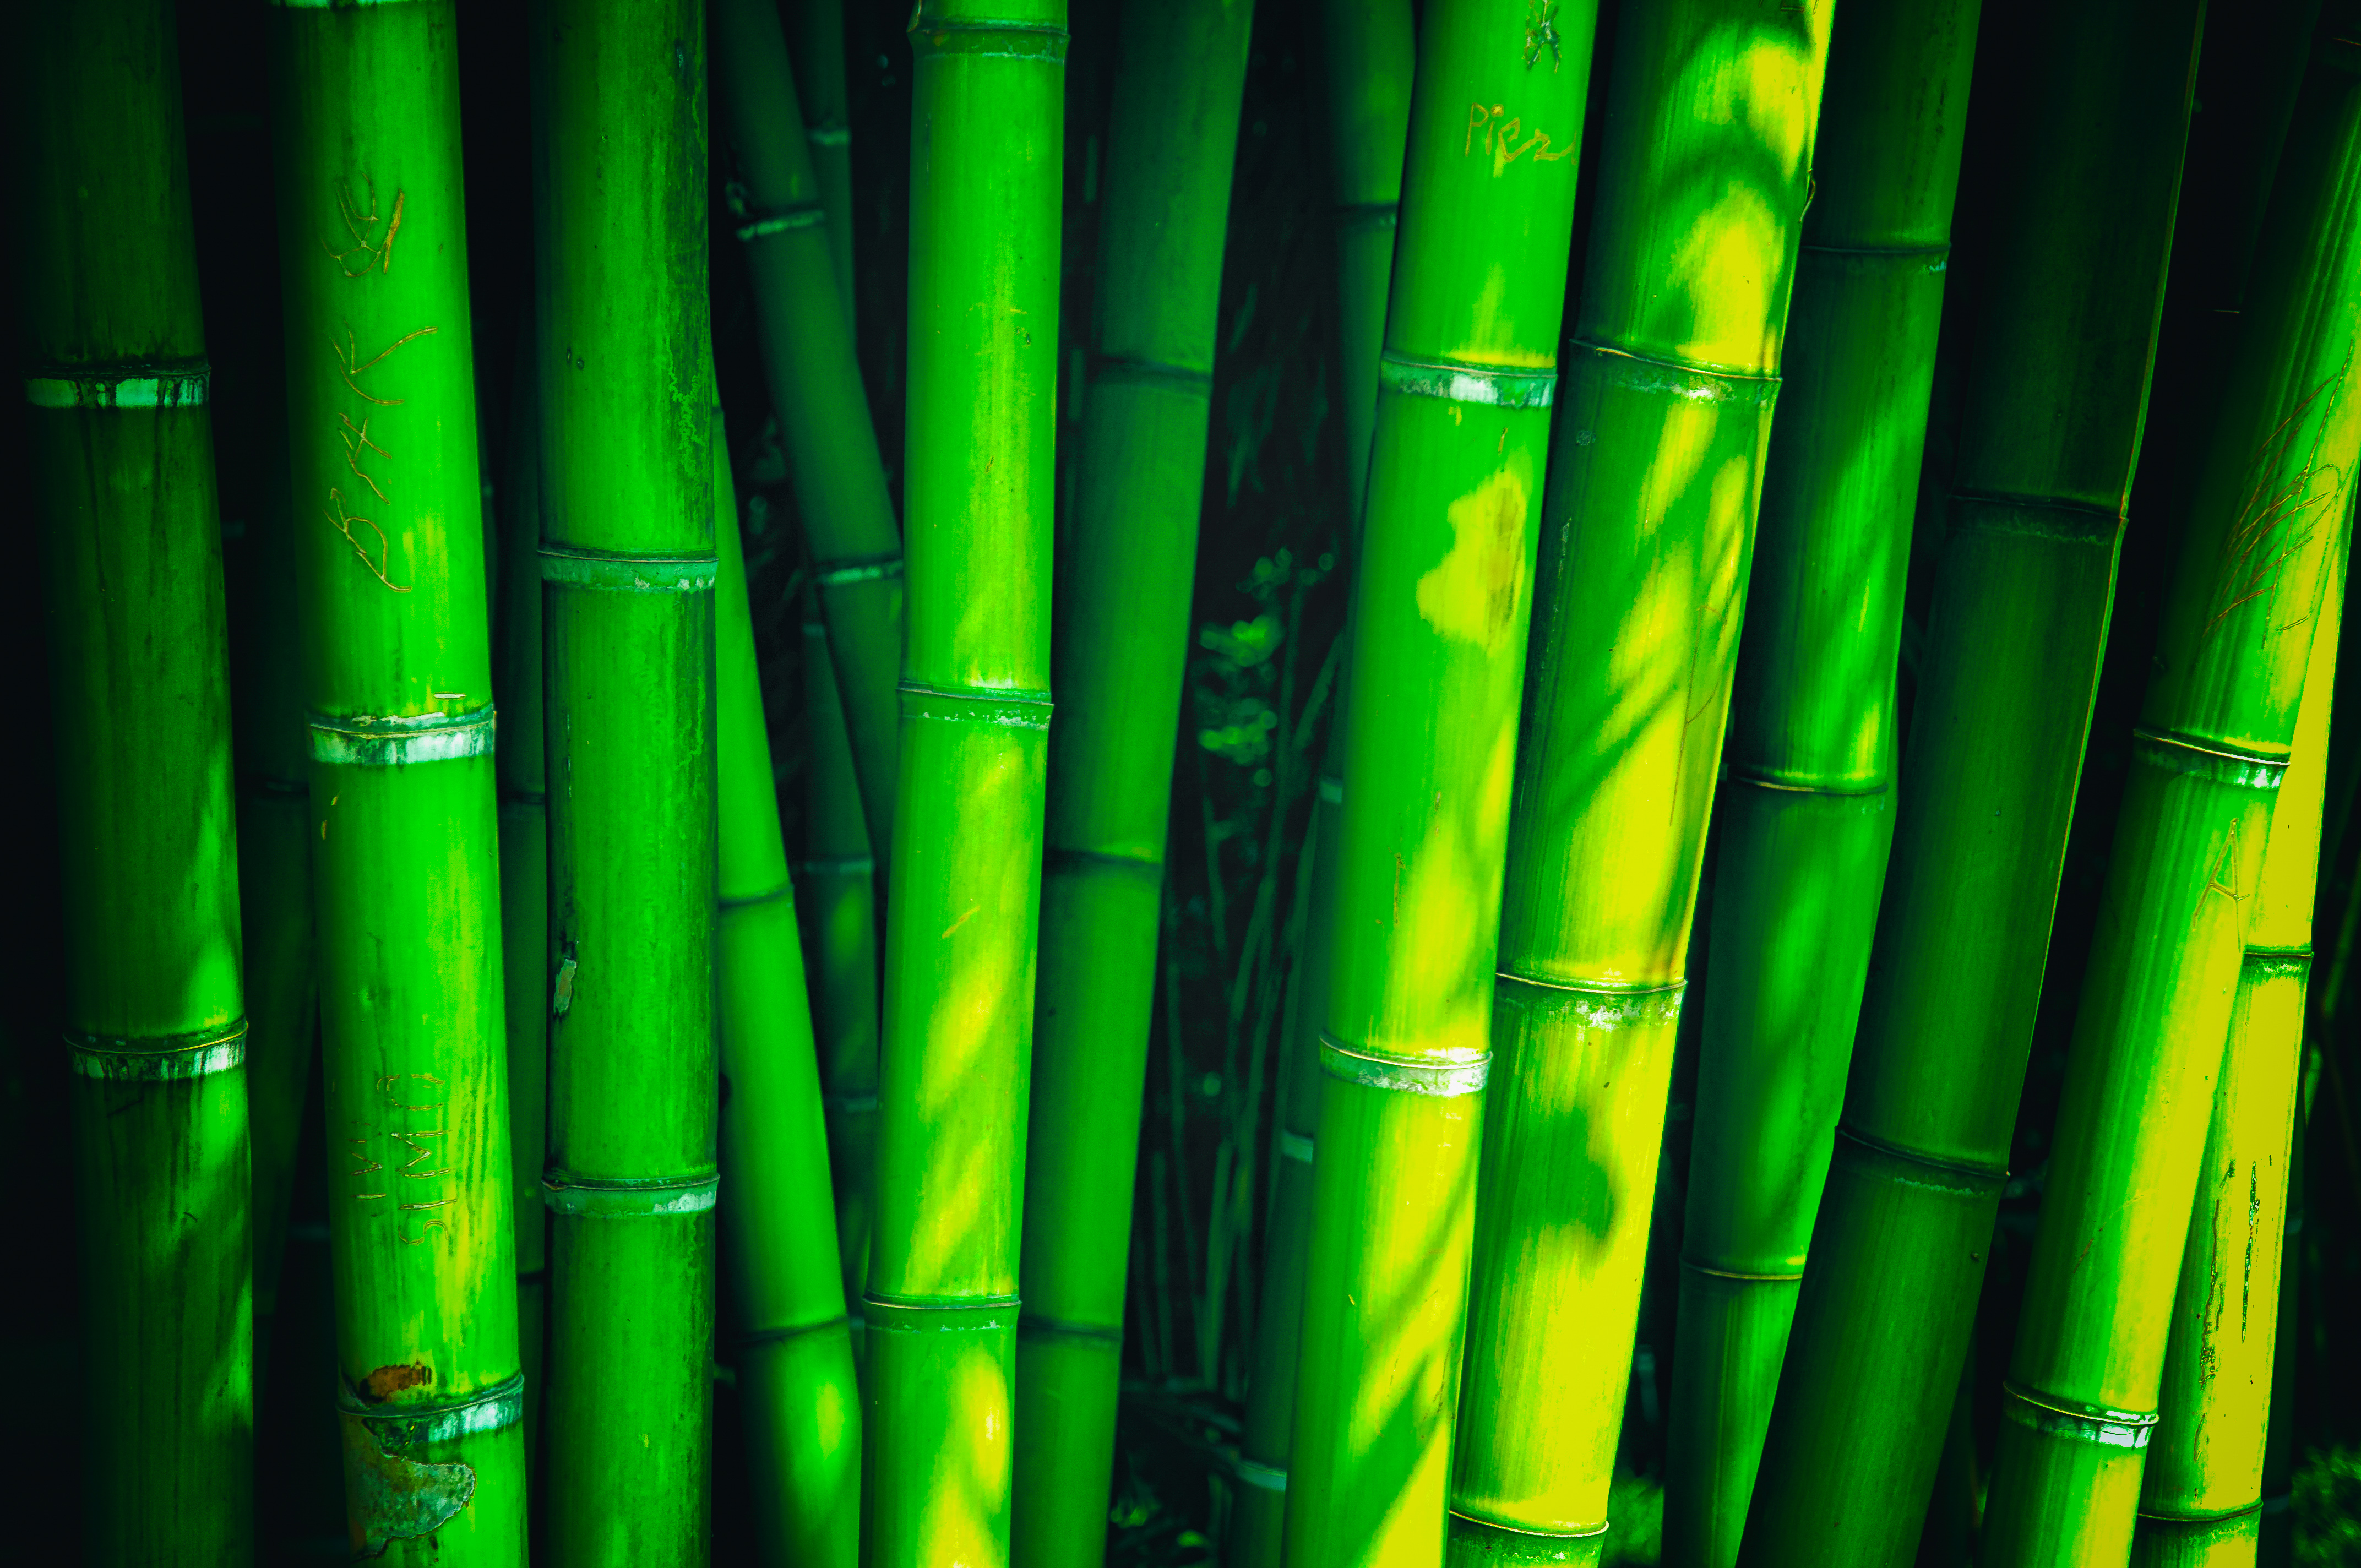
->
[531,0,720,1557]
[2131,480,2346,1566]
[1982,23,2361,1558]
[796,596,881,1358]
[493,327,549,1457]
[1011,4,1253,1562]
[1663,0,1977,1555]
[1438,7,1827,1566]
[1283,6,1592,1565]
[265,0,526,1556]
[1228,9,1411,1560]
[783,0,858,309]
[712,0,902,860]
[1736,3,2205,1560]
[713,415,862,1568]
[863,5,1064,1565]
[23,0,253,1556]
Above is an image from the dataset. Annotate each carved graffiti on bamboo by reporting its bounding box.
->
[324,179,434,594]
[2206,360,2348,640]
[349,1072,458,1247]
[1465,101,1577,175]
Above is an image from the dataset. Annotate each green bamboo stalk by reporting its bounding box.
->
[863,7,1063,1563]
[1283,6,1593,1564]
[796,597,880,1355]
[1320,0,1414,520]
[1665,1,1978,1556]
[494,328,549,1457]
[1011,3,1253,1562]
[191,78,318,1384]
[712,0,902,859]
[265,1,525,1556]
[2131,463,2346,1567]
[713,415,862,1568]
[23,0,253,1556]
[783,0,858,309]
[1983,25,2361,1558]
[1440,7,1827,1566]
[1228,9,1411,1560]
[531,0,719,1558]
[1736,3,2205,1560]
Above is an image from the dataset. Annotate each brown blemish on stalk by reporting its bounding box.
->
[361,1362,434,1402]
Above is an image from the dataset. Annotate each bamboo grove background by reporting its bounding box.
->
[10,0,2361,1562]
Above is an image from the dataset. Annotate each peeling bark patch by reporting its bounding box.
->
[339,1408,475,1558]
[362,1362,434,1401]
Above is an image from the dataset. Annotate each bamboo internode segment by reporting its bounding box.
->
[531,0,719,1558]
[710,424,861,1568]
[782,0,858,306]
[1740,2,2205,1561]
[713,0,904,860]
[1016,12,1252,1553]
[1231,12,1411,1560]
[24,1,251,1559]
[1282,6,1592,1567]
[2132,487,2346,1566]
[1984,20,2361,1561]
[266,0,526,1555]
[793,608,882,1353]
[867,4,1064,1565]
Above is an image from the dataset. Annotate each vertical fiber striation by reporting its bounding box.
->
[863,5,1065,1567]
[21,0,253,1558]
[531,0,720,1558]
[1285,5,1594,1566]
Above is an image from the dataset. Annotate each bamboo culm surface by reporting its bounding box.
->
[2132,477,2346,1567]
[1739,4,2205,1561]
[1229,8,1412,1563]
[864,6,1064,1566]
[1667,0,1976,1556]
[1284,6,1591,1565]
[269,0,526,1556]
[712,0,904,861]
[23,0,253,1557]
[1983,19,2361,1558]
[1012,4,1253,1564]
[711,416,862,1568]
[494,328,550,1459]
[532,0,720,1558]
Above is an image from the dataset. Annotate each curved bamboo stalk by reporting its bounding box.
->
[712,0,903,860]
[1666,0,1977,1552]
[1437,8,1827,1567]
[1737,4,2204,1560]
[2131,488,2345,1567]
[784,0,858,308]
[1012,4,1253,1561]
[1228,10,1411,1561]
[1983,25,2361,1559]
[23,0,253,1556]
[531,0,720,1556]
[266,1,526,1556]
[863,5,1064,1564]
[796,598,880,1358]
[713,416,862,1568]
[493,328,548,1458]
[1283,6,1593,1565]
